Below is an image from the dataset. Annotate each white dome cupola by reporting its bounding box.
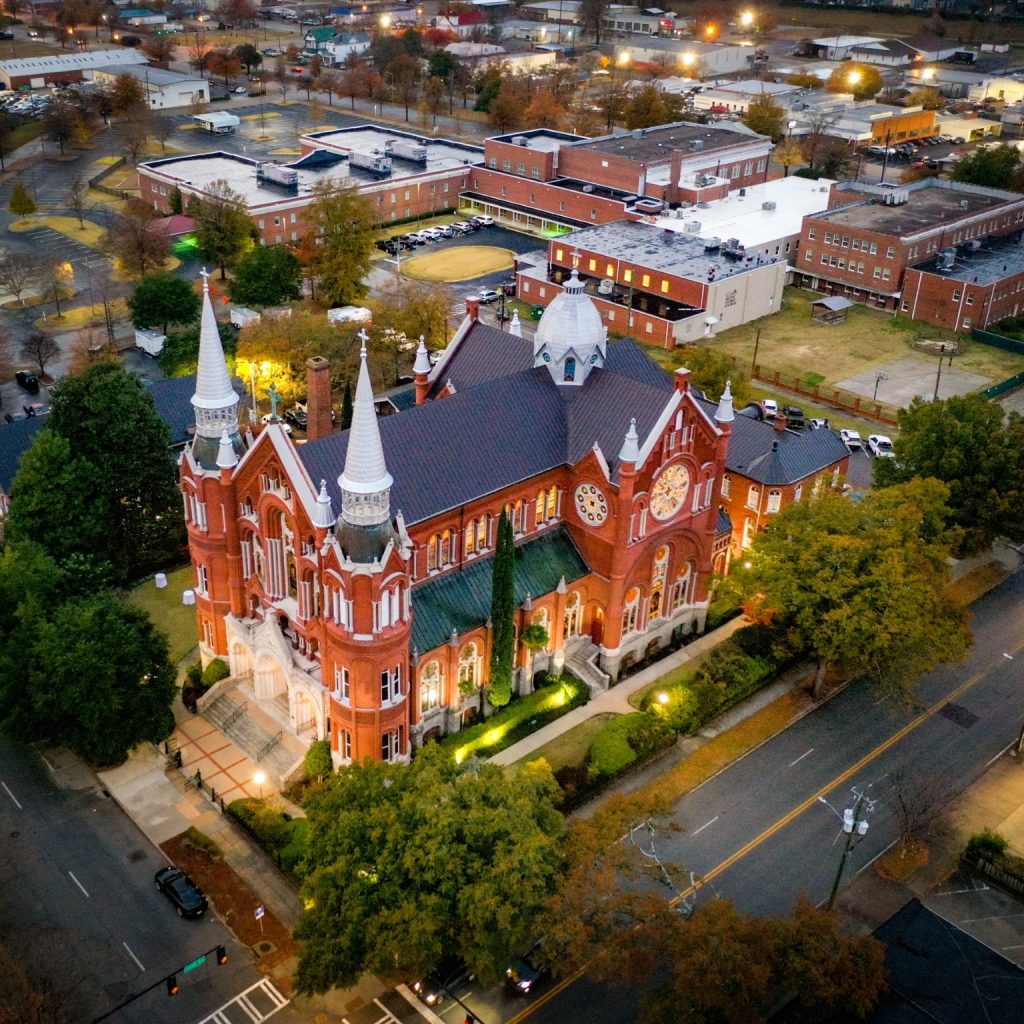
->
[533,251,607,387]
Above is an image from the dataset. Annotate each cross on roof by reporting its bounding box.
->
[357,327,370,357]
[200,267,210,292]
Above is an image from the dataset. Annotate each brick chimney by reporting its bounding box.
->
[667,149,684,207]
[774,413,789,432]
[465,296,480,322]
[306,356,333,441]
[674,366,690,394]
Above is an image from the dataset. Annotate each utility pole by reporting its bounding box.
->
[750,327,761,377]
[933,342,949,401]
[823,789,873,911]
[873,371,888,402]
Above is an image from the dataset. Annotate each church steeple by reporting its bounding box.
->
[338,331,393,529]
[191,269,243,470]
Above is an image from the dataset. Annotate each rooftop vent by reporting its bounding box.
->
[704,237,721,250]
[582,184,595,193]
[762,200,776,211]
[689,139,705,152]
[513,135,529,147]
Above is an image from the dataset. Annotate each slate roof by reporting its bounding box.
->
[411,525,589,653]
[696,397,849,485]
[0,414,47,494]
[300,324,677,526]
[870,899,1024,1024]
[146,375,199,448]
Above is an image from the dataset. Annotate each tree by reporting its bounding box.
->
[522,89,566,130]
[521,623,549,688]
[301,181,376,308]
[951,143,1022,190]
[580,0,609,44]
[488,511,515,708]
[304,739,333,782]
[874,393,1024,555]
[0,109,14,173]
[141,35,176,62]
[318,69,339,106]
[42,99,78,156]
[8,180,36,216]
[207,49,242,87]
[487,78,527,132]
[128,272,201,334]
[623,86,673,130]
[104,199,169,276]
[295,746,566,994]
[733,480,971,701]
[742,93,785,141]
[595,77,629,131]
[391,53,421,121]
[682,346,750,407]
[907,86,942,110]
[19,332,59,377]
[121,104,151,163]
[367,277,451,354]
[66,174,88,229]
[340,377,353,430]
[421,75,445,127]
[228,244,303,308]
[826,62,883,101]
[8,363,183,584]
[150,114,174,153]
[774,136,804,177]
[0,251,40,306]
[193,179,254,280]
[339,66,367,109]
[234,42,262,74]
[110,72,146,115]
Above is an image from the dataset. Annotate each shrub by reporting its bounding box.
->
[185,661,203,687]
[587,713,674,779]
[201,657,229,688]
[183,826,221,858]
[229,797,291,849]
[641,683,698,732]
[966,828,1009,863]
[305,739,333,781]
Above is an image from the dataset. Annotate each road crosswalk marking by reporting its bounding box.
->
[194,977,289,1023]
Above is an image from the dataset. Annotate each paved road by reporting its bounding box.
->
[0,739,298,1024]
[510,567,1024,1024]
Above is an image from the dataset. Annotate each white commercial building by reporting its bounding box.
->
[655,175,836,264]
[0,48,148,90]
[811,35,884,61]
[93,64,208,110]
[694,80,801,113]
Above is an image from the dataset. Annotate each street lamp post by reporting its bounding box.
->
[820,789,873,910]
[253,770,266,800]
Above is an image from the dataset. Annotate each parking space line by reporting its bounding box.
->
[68,871,89,898]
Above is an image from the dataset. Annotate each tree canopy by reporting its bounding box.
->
[732,479,971,700]
[228,244,303,308]
[295,747,566,994]
[7,363,183,585]
[623,86,678,130]
[951,143,1024,191]
[0,542,175,766]
[300,181,376,308]
[488,511,515,708]
[826,62,883,100]
[874,393,1024,555]
[192,179,255,279]
[742,94,786,141]
[680,345,750,407]
[128,272,201,334]
[8,180,36,216]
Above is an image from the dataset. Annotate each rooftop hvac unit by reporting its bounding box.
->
[882,188,909,206]
[513,136,529,146]
[389,139,428,163]
[349,149,392,178]
[684,220,701,232]
[966,238,982,251]
[762,200,776,211]
[725,237,740,249]
[689,139,705,152]
[597,278,614,294]
[582,184,595,193]
[938,250,956,271]
[704,237,721,250]
[256,162,299,192]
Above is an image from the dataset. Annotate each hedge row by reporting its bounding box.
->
[588,712,675,779]
[227,798,309,881]
[435,675,590,762]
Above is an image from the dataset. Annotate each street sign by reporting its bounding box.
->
[254,904,265,920]
[183,954,207,974]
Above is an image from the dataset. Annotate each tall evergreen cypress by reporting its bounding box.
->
[487,511,515,707]
[341,378,354,430]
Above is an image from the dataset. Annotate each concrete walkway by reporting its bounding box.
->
[491,615,748,766]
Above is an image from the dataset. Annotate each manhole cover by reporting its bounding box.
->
[940,702,978,729]
[127,849,146,863]
[253,941,276,956]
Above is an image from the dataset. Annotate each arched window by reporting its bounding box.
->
[546,486,557,520]
[536,490,546,526]
[622,586,640,636]
[563,591,581,639]
[458,644,478,690]
[649,545,669,621]
[532,606,549,631]
[476,515,488,551]
[671,563,692,612]
[767,489,782,514]
[741,518,755,549]
[440,529,452,567]
[427,535,438,572]
[465,520,476,557]
[563,356,576,382]
[421,660,442,713]
[746,485,760,510]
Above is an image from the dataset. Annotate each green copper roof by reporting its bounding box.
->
[411,526,590,654]
[305,26,336,42]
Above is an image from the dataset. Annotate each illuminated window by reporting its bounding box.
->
[622,586,640,635]
[458,644,478,689]
[420,660,442,713]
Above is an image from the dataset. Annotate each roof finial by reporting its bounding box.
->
[619,417,640,464]
[715,380,735,424]
[413,335,431,375]
[200,267,209,294]
[357,327,369,359]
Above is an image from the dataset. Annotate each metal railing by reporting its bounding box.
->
[257,731,281,762]
[222,699,247,729]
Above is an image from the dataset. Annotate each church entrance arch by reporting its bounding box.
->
[254,653,288,700]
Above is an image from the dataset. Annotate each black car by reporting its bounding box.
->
[15,371,39,394]
[285,406,308,429]
[155,866,208,919]
[782,405,805,428]
[411,954,471,1007]
[506,945,549,996]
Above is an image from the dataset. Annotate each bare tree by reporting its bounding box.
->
[66,175,88,229]
[0,252,40,306]
[20,331,60,377]
[122,107,150,164]
[149,114,174,153]
[104,200,169,276]
[887,765,951,860]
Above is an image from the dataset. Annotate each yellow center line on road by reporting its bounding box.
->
[508,643,1024,1024]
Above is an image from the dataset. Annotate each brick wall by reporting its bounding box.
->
[482,138,558,182]
[901,266,1024,331]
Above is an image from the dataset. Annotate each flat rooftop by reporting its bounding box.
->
[558,220,785,282]
[490,128,587,153]
[656,176,835,251]
[914,233,1024,286]
[567,121,764,165]
[97,64,205,87]
[300,125,483,174]
[0,49,148,72]
[815,180,1023,238]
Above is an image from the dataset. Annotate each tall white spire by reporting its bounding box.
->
[714,380,735,424]
[413,335,431,376]
[338,331,393,527]
[509,310,522,338]
[191,269,242,470]
[619,417,640,464]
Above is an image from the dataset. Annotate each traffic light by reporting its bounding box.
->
[216,945,228,965]
[166,976,179,997]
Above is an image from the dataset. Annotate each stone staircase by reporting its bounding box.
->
[565,637,611,694]
[202,691,303,785]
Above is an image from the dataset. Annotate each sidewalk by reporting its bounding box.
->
[491,615,748,766]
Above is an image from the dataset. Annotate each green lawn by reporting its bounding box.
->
[128,565,199,666]
[510,712,619,772]
[651,288,1024,395]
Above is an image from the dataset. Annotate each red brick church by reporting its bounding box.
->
[181,268,843,765]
